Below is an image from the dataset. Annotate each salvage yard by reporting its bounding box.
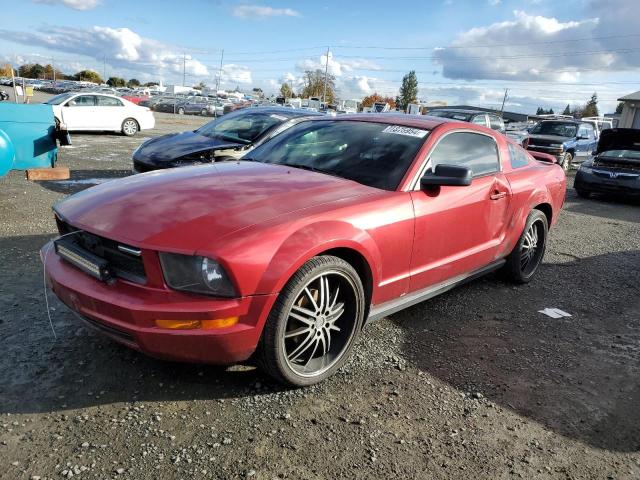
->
[1,114,639,480]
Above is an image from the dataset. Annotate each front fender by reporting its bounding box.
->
[256,220,381,295]
[0,128,16,177]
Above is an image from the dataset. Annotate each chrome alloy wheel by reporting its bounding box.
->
[520,220,543,275]
[123,119,138,135]
[282,270,359,378]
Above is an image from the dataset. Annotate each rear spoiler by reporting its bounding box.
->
[528,151,557,164]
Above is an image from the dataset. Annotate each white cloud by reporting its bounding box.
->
[0,25,209,78]
[232,4,300,19]
[435,4,640,82]
[488,0,501,5]
[296,51,381,77]
[219,63,252,85]
[32,0,99,10]
[434,10,602,81]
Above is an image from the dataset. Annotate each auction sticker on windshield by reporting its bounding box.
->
[382,125,428,138]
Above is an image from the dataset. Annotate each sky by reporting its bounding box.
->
[1,0,639,114]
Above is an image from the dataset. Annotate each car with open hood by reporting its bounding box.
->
[574,128,640,198]
[42,114,565,386]
[132,106,322,173]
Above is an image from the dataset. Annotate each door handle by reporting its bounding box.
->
[490,190,507,200]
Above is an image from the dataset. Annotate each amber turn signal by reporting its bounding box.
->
[154,317,239,330]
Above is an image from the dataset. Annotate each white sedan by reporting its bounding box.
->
[45,92,155,136]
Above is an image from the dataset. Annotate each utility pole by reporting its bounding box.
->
[500,88,509,116]
[182,53,186,87]
[103,55,106,84]
[322,46,330,104]
[52,56,56,82]
[215,49,224,95]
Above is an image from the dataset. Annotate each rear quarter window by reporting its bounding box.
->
[508,143,530,169]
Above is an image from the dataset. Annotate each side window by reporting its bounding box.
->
[584,124,595,139]
[430,132,500,177]
[471,114,487,126]
[489,115,504,132]
[97,96,123,107]
[68,95,95,107]
[507,143,530,169]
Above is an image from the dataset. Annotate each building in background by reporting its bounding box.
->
[616,91,640,129]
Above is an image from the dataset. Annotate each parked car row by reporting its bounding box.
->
[43,108,568,387]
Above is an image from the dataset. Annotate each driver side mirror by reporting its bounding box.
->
[421,164,473,189]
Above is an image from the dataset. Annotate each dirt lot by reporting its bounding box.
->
[0,111,639,480]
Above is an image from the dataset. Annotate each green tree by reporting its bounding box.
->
[300,69,336,104]
[75,70,103,84]
[144,82,159,87]
[562,104,571,116]
[18,63,46,79]
[106,76,126,87]
[127,78,141,88]
[582,92,599,117]
[615,102,624,114]
[193,81,207,90]
[280,82,293,98]
[397,70,418,111]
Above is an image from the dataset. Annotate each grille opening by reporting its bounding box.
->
[55,217,146,284]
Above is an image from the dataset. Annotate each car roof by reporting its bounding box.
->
[316,113,456,130]
[232,106,324,118]
[429,108,487,115]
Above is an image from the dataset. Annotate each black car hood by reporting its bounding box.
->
[134,131,243,163]
[596,128,640,155]
[527,134,573,143]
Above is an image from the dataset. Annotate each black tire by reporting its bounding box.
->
[501,210,548,284]
[177,107,185,115]
[256,255,365,387]
[561,152,573,172]
[121,118,139,136]
[201,109,207,116]
[575,188,590,199]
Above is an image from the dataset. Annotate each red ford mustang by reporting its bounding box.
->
[42,115,566,386]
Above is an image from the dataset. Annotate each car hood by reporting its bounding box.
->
[54,161,375,252]
[135,131,244,163]
[527,134,573,143]
[596,128,640,155]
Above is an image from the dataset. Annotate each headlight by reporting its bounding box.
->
[159,253,236,297]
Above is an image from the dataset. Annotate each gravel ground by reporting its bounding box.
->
[0,106,639,480]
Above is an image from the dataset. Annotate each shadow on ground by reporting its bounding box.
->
[36,169,132,194]
[392,250,640,452]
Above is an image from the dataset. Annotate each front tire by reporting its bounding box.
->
[502,210,548,284]
[561,152,573,172]
[122,118,139,136]
[257,256,365,387]
[177,107,185,115]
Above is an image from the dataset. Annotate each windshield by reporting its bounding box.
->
[530,122,577,137]
[196,111,287,144]
[428,110,473,122]
[248,120,428,191]
[45,92,75,105]
[600,149,640,160]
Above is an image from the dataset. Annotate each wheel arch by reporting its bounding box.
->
[533,202,553,227]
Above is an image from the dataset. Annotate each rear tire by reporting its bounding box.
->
[177,107,185,115]
[502,210,548,284]
[201,109,207,116]
[561,152,573,172]
[121,118,138,136]
[256,256,365,387]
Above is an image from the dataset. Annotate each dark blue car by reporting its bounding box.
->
[132,107,321,173]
